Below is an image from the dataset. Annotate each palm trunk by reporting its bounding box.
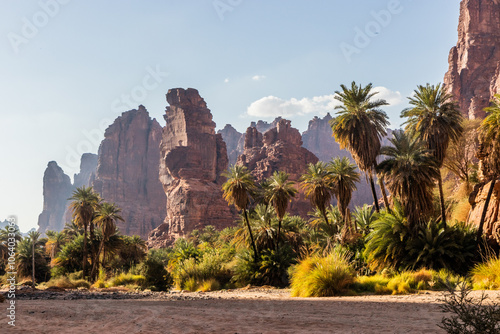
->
[32,242,35,289]
[321,209,329,227]
[378,176,391,213]
[243,210,259,262]
[277,220,282,254]
[477,176,497,242]
[83,224,88,280]
[369,173,380,213]
[90,239,105,281]
[438,173,447,228]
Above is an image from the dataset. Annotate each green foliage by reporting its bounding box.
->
[41,275,91,290]
[471,256,500,290]
[108,273,146,288]
[138,257,173,291]
[438,284,500,334]
[52,235,86,275]
[290,250,354,297]
[16,236,50,282]
[175,250,231,291]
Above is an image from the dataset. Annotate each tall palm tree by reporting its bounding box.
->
[328,157,360,230]
[477,94,500,240]
[401,83,463,227]
[329,81,389,212]
[377,131,440,232]
[45,231,67,261]
[299,162,335,226]
[27,231,41,289]
[266,171,298,252]
[68,186,101,279]
[222,165,259,260]
[91,202,124,279]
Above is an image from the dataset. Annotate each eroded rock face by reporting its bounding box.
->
[444,0,500,119]
[468,180,500,245]
[73,153,97,188]
[218,124,244,166]
[38,161,73,234]
[237,119,318,217]
[149,88,236,248]
[92,106,166,239]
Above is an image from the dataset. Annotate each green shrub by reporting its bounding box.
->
[108,273,146,287]
[175,251,230,291]
[351,274,391,294]
[290,250,354,297]
[139,257,173,291]
[42,275,91,289]
[471,256,500,290]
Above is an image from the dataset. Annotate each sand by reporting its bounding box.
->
[3,289,500,333]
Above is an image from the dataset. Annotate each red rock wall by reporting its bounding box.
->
[444,0,500,119]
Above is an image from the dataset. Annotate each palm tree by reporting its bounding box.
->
[68,186,101,279]
[45,231,67,261]
[377,131,440,232]
[299,162,335,226]
[222,165,259,260]
[401,83,463,227]
[0,226,21,265]
[329,81,389,212]
[91,202,124,279]
[265,171,298,252]
[328,157,360,231]
[477,94,500,240]
[27,231,41,289]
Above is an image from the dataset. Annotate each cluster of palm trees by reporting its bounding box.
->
[222,157,360,259]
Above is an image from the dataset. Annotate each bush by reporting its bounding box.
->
[438,284,500,333]
[290,250,354,297]
[351,274,391,294]
[175,251,231,291]
[471,256,500,290]
[139,257,173,291]
[42,276,91,289]
[108,273,146,288]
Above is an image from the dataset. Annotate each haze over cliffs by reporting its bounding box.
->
[444,0,500,119]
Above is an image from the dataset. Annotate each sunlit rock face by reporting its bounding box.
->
[444,0,500,119]
[149,88,237,248]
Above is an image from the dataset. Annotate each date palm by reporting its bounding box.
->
[299,162,335,226]
[328,157,360,230]
[91,202,124,279]
[45,231,67,261]
[27,231,41,289]
[266,171,298,252]
[329,81,389,212]
[377,131,440,232]
[68,186,101,279]
[477,94,500,240]
[401,83,463,227]
[222,165,259,260]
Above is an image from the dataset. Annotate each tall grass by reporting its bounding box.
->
[471,256,500,290]
[290,250,354,297]
[175,251,231,291]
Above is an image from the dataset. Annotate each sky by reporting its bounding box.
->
[0,0,461,233]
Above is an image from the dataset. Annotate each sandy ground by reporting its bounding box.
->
[3,289,500,334]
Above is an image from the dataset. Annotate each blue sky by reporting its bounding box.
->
[0,0,460,232]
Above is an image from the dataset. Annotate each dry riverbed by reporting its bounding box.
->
[2,287,499,333]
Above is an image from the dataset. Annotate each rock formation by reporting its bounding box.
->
[237,119,318,217]
[218,124,244,166]
[443,0,500,119]
[38,161,73,233]
[468,180,500,245]
[73,153,97,188]
[148,88,237,248]
[92,106,166,239]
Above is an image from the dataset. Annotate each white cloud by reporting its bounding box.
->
[252,75,266,81]
[224,78,229,83]
[246,87,402,119]
[372,86,403,106]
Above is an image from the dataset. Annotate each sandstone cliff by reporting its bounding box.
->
[92,106,166,239]
[218,124,244,166]
[38,161,73,234]
[444,0,500,119]
[148,88,237,248]
[237,119,319,217]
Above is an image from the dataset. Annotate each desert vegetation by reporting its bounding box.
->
[1,84,499,306]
